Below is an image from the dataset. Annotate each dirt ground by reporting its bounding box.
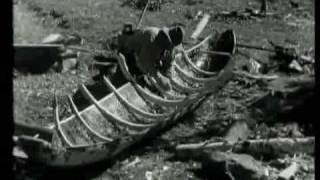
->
[13,0,315,179]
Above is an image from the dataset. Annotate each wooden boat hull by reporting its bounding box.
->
[16,84,208,167]
[14,29,236,167]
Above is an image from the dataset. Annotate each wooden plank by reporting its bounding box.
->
[191,14,210,40]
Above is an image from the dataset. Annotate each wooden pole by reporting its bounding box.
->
[236,43,275,52]
[137,0,151,29]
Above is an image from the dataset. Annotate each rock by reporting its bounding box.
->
[201,151,268,180]
[223,121,251,143]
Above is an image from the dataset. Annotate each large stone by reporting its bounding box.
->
[223,121,251,143]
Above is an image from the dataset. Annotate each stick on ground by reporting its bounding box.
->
[176,137,314,157]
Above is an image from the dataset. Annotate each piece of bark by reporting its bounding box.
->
[277,162,299,180]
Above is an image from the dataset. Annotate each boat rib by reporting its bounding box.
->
[54,94,75,148]
[102,76,172,119]
[185,35,212,53]
[148,76,186,99]
[116,53,135,82]
[169,76,205,94]
[133,83,187,107]
[79,84,155,130]
[67,95,114,142]
[117,52,185,100]
[181,50,217,76]
[174,62,218,84]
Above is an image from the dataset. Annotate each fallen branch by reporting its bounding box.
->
[176,137,314,157]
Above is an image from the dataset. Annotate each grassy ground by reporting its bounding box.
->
[14,0,315,179]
